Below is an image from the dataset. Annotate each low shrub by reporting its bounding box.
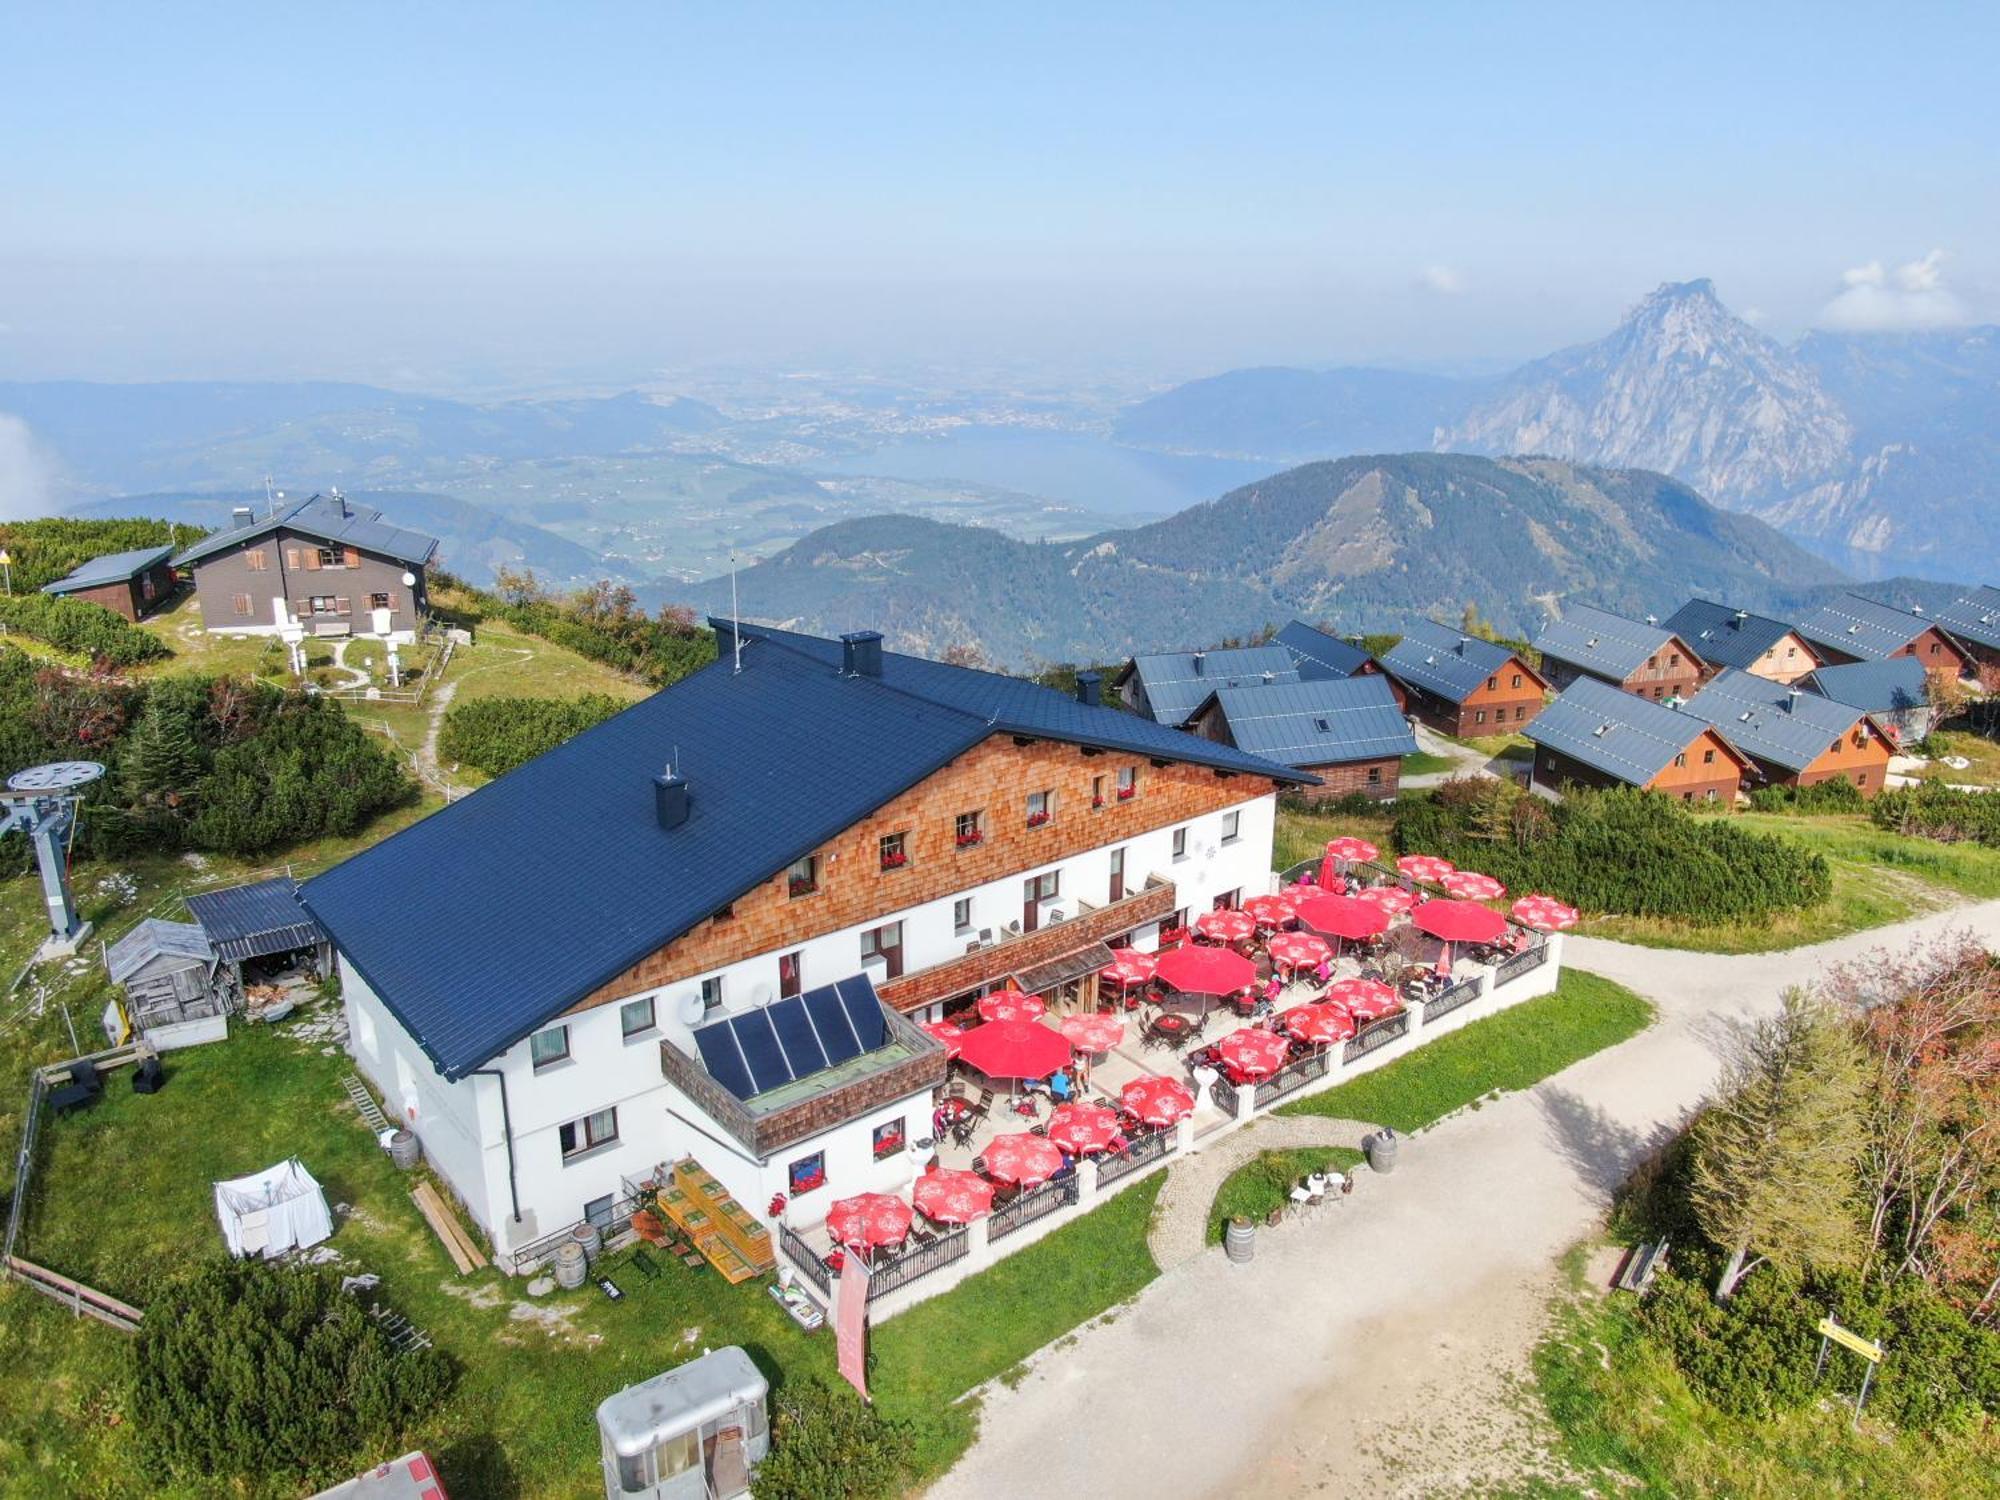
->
[0,592,171,665]
[437,693,626,777]
[1747,778,1867,815]
[446,571,716,688]
[1872,782,2000,847]
[131,1261,454,1487]
[754,1377,915,1500]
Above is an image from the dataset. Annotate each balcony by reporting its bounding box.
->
[876,876,1178,1013]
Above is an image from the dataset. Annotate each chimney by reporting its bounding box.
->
[1191,650,1207,675]
[840,630,883,678]
[1784,688,1800,713]
[1644,614,1658,626]
[231,505,254,527]
[653,768,690,830]
[1455,637,1470,655]
[1075,670,1102,707]
[1731,609,1749,628]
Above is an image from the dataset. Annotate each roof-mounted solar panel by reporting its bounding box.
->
[836,974,889,1053]
[769,996,829,1077]
[803,981,865,1064]
[693,1020,757,1101]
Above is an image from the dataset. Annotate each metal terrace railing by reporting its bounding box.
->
[1422,975,1484,1022]
[506,1194,641,1276]
[1206,1071,1242,1118]
[989,1176,1080,1242]
[1342,1011,1409,1065]
[1493,942,1550,987]
[865,1225,970,1301]
[1253,1047,1332,1108]
[1095,1125,1175,1187]
[778,1222,833,1297]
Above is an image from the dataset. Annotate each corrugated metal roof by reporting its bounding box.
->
[1525,676,1715,787]
[185,877,326,963]
[1378,620,1536,705]
[40,544,176,595]
[1204,675,1417,768]
[1682,668,1873,773]
[1792,592,1932,662]
[1801,658,1928,715]
[172,495,438,570]
[1534,603,1689,681]
[106,919,213,984]
[1120,644,1299,725]
[1934,585,2000,652]
[301,626,1309,1080]
[1274,620,1372,681]
[1661,599,1808,673]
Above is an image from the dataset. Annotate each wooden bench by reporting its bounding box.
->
[1616,1239,1669,1293]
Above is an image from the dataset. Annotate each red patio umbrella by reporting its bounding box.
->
[956,1019,1072,1081]
[825,1192,912,1250]
[1216,1026,1291,1079]
[1154,944,1255,998]
[1045,1102,1121,1155]
[1354,885,1417,916]
[1058,1013,1125,1053]
[1397,853,1456,884]
[1294,893,1390,942]
[1119,1074,1195,1126]
[1102,949,1158,988]
[978,988,1047,1024]
[1266,930,1331,972]
[1194,907,1257,944]
[1282,880,1323,902]
[921,1019,966,1059]
[1241,892,1297,928]
[1325,977,1399,1020]
[1280,1003,1357,1046]
[1442,870,1507,901]
[983,1131,1066,1187]
[1512,894,1579,932]
[1414,899,1509,945]
[1325,835,1380,865]
[913,1168,993,1224]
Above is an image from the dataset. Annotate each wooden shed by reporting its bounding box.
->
[105,918,229,1048]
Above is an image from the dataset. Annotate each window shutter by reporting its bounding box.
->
[295,598,311,617]
[232,593,252,616]
[304,550,321,571]
[344,547,361,568]
[335,596,351,615]
[245,548,266,572]
[285,548,301,570]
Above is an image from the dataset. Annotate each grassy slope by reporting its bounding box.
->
[1912,728,2000,788]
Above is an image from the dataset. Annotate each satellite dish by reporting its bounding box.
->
[675,991,707,1027]
[7,761,105,794]
[401,571,417,587]
[750,982,775,1007]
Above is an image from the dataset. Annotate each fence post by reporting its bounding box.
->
[1407,995,1430,1031]
[966,1211,991,1269]
[1075,1154,1099,1208]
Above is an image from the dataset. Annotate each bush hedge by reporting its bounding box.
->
[441,572,716,688]
[1872,781,2000,847]
[754,1377,915,1500]
[1393,780,1830,922]
[1746,778,1867,815]
[437,693,626,777]
[0,591,172,665]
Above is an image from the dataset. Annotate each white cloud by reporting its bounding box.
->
[1416,265,1465,296]
[1817,249,1966,331]
[0,415,61,520]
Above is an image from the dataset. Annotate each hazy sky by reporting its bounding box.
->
[3,2,1995,390]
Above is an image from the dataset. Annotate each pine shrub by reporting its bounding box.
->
[754,1377,915,1500]
[437,693,626,776]
[0,592,171,665]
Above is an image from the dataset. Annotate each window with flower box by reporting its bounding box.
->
[786,854,818,898]
[872,1119,906,1160]
[1026,790,1054,828]
[879,831,909,871]
[954,810,984,848]
[1091,774,1106,810]
[1116,766,1137,800]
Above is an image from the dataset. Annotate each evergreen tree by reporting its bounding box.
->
[120,693,205,834]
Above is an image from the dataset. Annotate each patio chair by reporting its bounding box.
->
[974,1088,996,1116]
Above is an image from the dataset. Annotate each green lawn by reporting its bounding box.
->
[1912,728,2000,789]
[1273,802,1397,874]
[1205,1146,1363,1242]
[1519,1252,2000,1499]
[1402,749,1457,776]
[1279,971,1653,1133]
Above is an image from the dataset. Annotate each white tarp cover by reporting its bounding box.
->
[213,1157,334,1259]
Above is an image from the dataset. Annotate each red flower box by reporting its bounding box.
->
[1091,797,1106,809]
[880,851,908,870]
[1026,811,1051,828]
[787,877,815,897]
[1116,786,1136,801]
[955,830,984,848]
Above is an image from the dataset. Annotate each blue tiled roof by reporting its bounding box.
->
[1661,599,1812,674]
[172,495,438,570]
[1934,586,2000,652]
[1378,620,1540,705]
[1273,620,1372,681]
[1682,668,1877,774]
[1526,676,1722,788]
[1792,593,1933,662]
[40,544,175,595]
[1200,676,1415,768]
[301,625,1307,1079]
[185,877,325,963]
[1535,603,1693,682]
[1118,644,1299,725]
[1801,658,1928,716]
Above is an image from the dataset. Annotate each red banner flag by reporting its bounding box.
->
[836,1250,871,1402]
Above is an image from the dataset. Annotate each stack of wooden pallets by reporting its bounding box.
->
[657,1157,774,1284]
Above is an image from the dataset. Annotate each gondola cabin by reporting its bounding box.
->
[597,1346,769,1500]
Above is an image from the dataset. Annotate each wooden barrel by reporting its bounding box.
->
[570,1220,603,1261]
[388,1130,420,1170]
[553,1240,588,1289]
[1224,1216,1256,1263]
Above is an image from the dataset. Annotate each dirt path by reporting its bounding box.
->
[927,900,2000,1500]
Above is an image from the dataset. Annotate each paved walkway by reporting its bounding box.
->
[928,899,2000,1500]
[1146,1114,1378,1269]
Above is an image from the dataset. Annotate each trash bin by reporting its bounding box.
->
[1365,1128,1399,1174]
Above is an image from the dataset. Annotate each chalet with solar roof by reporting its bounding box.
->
[1525,676,1750,804]
[1791,592,1977,681]
[1112,643,1300,726]
[1799,658,1936,746]
[300,622,1308,1267]
[1933,585,2000,675]
[1375,619,1549,738]
[1662,598,1822,684]
[1682,667,1894,796]
[1187,672,1416,801]
[1533,603,1705,703]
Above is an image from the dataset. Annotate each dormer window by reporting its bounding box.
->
[1116,767,1137,801]
[879,831,908,870]
[786,855,819,898]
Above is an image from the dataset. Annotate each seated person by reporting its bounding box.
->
[1046,1070,1074,1103]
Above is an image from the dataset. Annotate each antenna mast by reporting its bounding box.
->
[729,552,743,675]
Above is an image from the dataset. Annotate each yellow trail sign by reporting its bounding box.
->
[1817,1317,1884,1363]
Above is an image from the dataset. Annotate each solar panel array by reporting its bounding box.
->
[1210,675,1416,767]
[692,974,890,1102]
[1525,675,1703,786]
